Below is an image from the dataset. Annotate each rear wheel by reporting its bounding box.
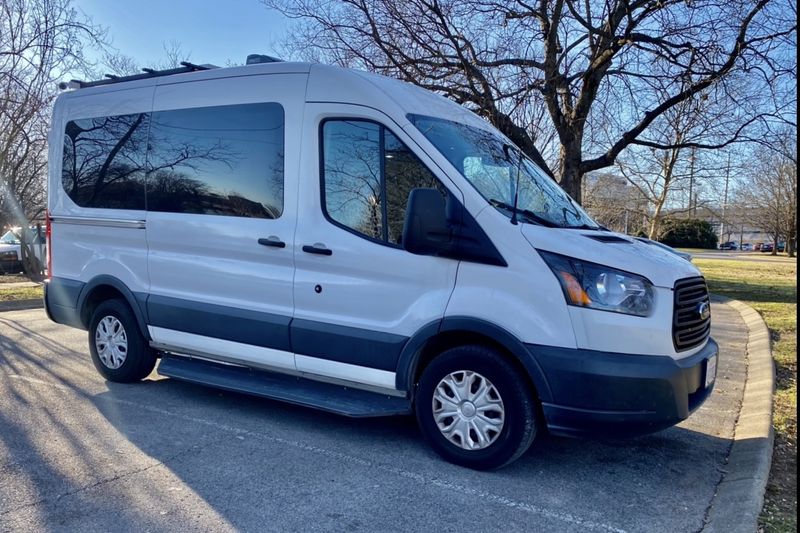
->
[415,345,538,470]
[88,299,156,382]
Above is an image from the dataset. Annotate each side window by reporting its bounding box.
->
[147,103,284,219]
[62,113,149,209]
[322,119,443,245]
[384,130,441,244]
[321,121,383,239]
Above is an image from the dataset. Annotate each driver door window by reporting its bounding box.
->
[321,119,442,246]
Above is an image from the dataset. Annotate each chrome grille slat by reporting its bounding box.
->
[673,277,711,351]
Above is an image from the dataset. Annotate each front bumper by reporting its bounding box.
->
[527,338,719,437]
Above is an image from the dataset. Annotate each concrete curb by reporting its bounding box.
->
[0,298,43,312]
[704,296,775,533]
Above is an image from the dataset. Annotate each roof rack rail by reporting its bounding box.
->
[58,62,219,90]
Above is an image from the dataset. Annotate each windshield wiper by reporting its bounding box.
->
[489,199,559,228]
[565,223,603,231]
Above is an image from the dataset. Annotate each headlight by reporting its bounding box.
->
[538,250,655,317]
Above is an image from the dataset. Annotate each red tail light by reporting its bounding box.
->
[45,209,52,279]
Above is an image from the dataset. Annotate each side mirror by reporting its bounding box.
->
[402,188,453,256]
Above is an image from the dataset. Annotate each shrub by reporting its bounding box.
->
[659,218,718,249]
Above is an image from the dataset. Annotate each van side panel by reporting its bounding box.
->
[292,103,460,382]
[145,74,307,368]
[444,208,578,350]
[49,86,155,299]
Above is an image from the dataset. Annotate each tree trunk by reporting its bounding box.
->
[648,203,665,240]
[560,153,583,204]
[491,113,555,180]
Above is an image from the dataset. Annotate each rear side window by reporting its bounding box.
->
[147,103,284,218]
[62,113,149,209]
[321,119,442,245]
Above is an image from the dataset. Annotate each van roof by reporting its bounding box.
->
[57,60,495,134]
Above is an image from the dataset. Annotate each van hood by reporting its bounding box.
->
[521,225,701,288]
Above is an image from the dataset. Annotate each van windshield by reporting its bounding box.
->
[409,114,599,229]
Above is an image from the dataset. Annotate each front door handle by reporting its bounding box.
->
[258,236,286,248]
[302,243,333,256]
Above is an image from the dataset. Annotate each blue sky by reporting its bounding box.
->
[74,0,290,68]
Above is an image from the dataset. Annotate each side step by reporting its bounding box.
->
[156,355,411,418]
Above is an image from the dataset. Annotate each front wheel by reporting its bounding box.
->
[88,299,156,383]
[415,345,538,470]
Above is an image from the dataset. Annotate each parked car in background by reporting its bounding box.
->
[635,238,693,262]
[761,243,774,253]
[719,241,738,250]
[0,227,47,274]
[777,242,785,252]
[754,243,763,251]
[740,243,753,251]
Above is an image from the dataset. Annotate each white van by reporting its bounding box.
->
[44,58,717,469]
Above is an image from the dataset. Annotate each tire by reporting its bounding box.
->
[88,299,156,383]
[415,345,538,470]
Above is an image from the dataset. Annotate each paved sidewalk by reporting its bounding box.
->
[0,281,41,288]
[704,296,775,533]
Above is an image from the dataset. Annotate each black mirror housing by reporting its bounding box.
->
[402,188,452,255]
[402,188,506,266]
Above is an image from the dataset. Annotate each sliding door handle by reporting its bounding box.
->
[302,244,333,256]
[258,236,286,248]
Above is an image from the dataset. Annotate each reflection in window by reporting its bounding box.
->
[147,103,284,218]
[62,113,149,209]
[322,120,443,245]
[322,121,383,240]
[384,130,441,244]
[410,114,598,229]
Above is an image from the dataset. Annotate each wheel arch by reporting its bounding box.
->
[396,317,553,403]
[77,275,150,340]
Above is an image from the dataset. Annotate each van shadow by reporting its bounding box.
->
[88,376,743,531]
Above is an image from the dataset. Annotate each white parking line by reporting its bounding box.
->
[8,374,628,533]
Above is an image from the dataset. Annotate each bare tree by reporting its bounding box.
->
[582,172,650,234]
[264,0,796,203]
[0,0,102,278]
[741,132,797,256]
[102,41,193,77]
[614,86,734,239]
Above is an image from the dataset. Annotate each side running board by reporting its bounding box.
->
[157,355,411,418]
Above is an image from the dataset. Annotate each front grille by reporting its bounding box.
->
[673,277,711,351]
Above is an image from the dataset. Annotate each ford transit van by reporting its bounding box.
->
[44,59,718,469]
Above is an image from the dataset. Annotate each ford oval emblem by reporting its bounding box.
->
[697,302,710,320]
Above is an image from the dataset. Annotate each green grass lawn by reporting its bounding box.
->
[0,284,43,301]
[0,273,29,284]
[694,258,797,532]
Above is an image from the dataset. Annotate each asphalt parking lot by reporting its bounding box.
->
[0,305,746,533]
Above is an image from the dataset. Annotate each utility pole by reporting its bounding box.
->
[721,154,730,242]
[688,146,696,216]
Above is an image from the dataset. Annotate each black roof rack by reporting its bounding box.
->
[58,61,218,90]
[246,54,283,65]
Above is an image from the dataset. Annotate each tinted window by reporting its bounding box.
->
[322,120,442,245]
[147,103,284,218]
[321,121,383,240]
[384,130,441,244]
[62,113,149,209]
